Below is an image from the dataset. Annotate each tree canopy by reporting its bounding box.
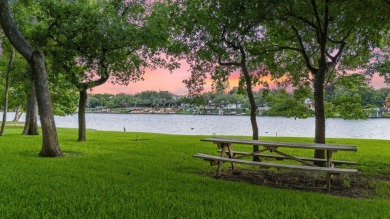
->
[261,0,389,162]
[167,0,276,161]
[25,0,179,141]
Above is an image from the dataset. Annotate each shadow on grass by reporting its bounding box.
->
[130,138,156,142]
[62,151,83,157]
[19,150,82,158]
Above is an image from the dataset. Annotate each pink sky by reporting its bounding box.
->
[91,65,389,95]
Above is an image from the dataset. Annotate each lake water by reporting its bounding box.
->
[6,112,389,140]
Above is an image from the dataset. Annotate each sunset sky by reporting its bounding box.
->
[91,64,389,95]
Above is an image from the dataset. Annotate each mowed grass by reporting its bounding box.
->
[0,126,390,218]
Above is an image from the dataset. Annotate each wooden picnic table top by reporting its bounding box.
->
[201,138,357,152]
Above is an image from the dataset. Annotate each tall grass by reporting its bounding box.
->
[0,126,389,218]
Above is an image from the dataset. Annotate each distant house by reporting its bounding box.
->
[130,108,144,114]
[384,100,390,112]
[87,106,111,113]
[303,98,315,110]
[100,108,111,113]
[368,108,382,118]
[226,103,242,109]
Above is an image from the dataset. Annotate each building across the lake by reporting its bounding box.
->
[369,108,382,118]
[87,107,111,113]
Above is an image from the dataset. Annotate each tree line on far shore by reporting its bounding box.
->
[86,85,390,118]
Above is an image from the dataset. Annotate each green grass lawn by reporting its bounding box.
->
[0,126,389,218]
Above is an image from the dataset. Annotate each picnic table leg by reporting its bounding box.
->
[326,150,334,192]
[227,143,235,170]
[216,143,227,176]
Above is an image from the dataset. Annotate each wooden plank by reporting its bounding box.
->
[235,148,268,159]
[218,150,356,165]
[326,150,334,168]
[326,150,334,192]
[227,143,235,170]
[272,149,315,166]
[217,144,227,176]
[193,154,358,174]
[202,138,357,151]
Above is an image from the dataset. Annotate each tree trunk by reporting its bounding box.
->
[78,89,88,141]
[31,51,62,156]
[0,1,62,157]
[313,69,326,166]
[13,104,23,121]
[240,46,260,162]
[22,83,39,135]
[76,60,109,141]
[0,47,14,136]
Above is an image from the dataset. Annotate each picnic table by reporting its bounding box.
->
[194,138,358,191]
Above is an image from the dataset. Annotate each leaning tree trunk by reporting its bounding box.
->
[78,89,88,141]
[0,47,14,136]
[240,46,260,162]
[313,69,326,166]
[13,104,23,121]
[0,1,62,157]
[22,83,39,135]
[31,51,62,156]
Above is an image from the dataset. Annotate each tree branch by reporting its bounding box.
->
[0,0,34,60]
[292,26,317,73]
[287,12,317,31]
[310,0,323,35]
[218,55,240,67]
[286,4,321,47]
[327,25,355,44]
[278,46,301,52]
[331,41,346,63]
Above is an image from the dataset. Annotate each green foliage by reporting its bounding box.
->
[0,127,390,217]
[264,0,389,143]
[20,0,177,96]
[212,91,245,106]
[168,0,272,94]
[266,0,388,85]
[87,90,178,108]
[333,74,367,90]
[265,88,313,119]
[181,95,207,107]
[331,95,368,120]
[1,1,79,116]
[324,74,387,119]
[0,38,28,111]
[50,83,79,116]
[365,32,390,85]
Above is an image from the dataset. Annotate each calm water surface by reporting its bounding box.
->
[8,113,388,140]
[7,113,390,140]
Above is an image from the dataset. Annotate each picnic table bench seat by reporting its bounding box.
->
[195,137,358,191]
[194,153,358,174]
[217,150,356,165]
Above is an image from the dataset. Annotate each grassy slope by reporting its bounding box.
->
[0,127,389,218]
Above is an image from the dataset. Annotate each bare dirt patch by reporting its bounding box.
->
[206,168,384,198]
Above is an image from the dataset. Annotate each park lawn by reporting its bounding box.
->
[0,126,389,218]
